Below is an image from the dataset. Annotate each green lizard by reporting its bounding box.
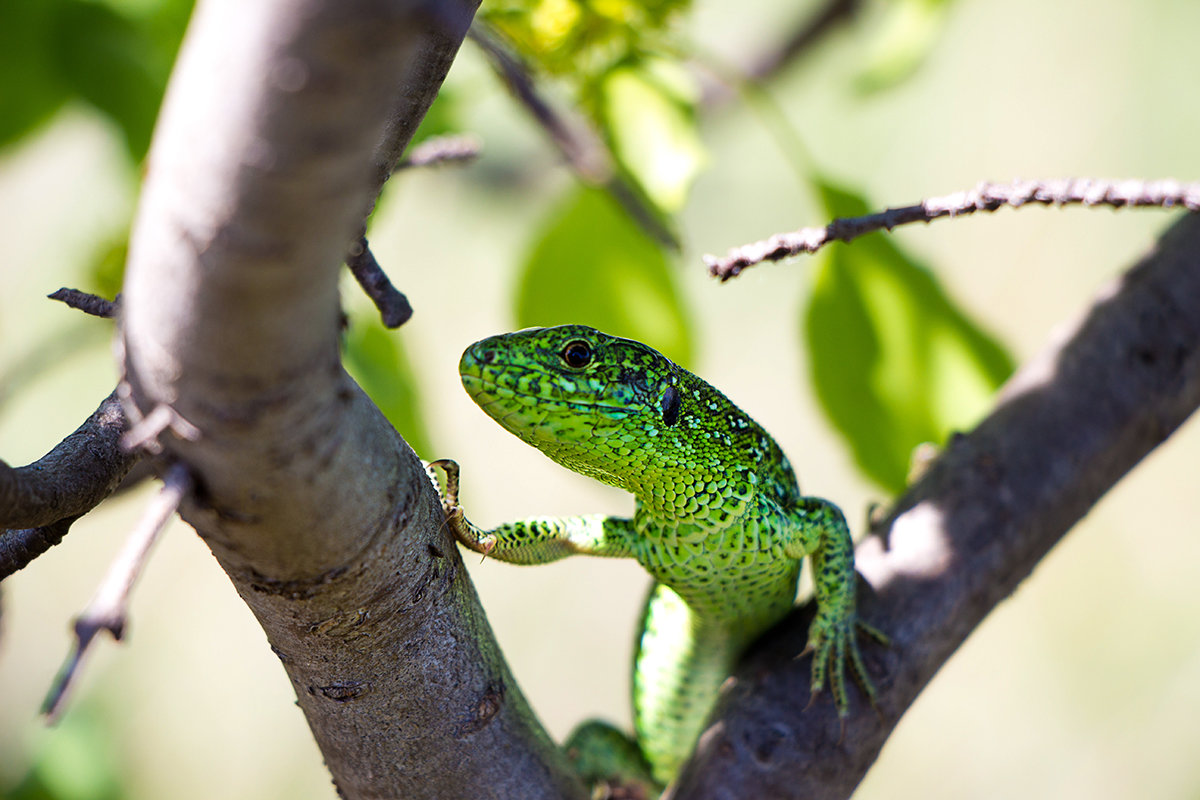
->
[435,324,880,791]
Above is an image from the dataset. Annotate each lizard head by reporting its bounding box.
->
[458,325,689,491]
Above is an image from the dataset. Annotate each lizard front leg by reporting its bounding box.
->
[786,496,885,720]
[426,458,637,565]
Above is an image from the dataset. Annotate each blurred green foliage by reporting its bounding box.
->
[343,316,434,460]
[0,0,193,160]
[804,179,1014,492]
[514,186,693,366]
[854,0,956,94]
[2,708,124,800]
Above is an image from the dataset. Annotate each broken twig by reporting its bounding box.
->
[43,462,192,722]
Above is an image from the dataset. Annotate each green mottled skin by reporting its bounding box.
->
[446,325,876,788]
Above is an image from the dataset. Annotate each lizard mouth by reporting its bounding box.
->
[461,370,636,418]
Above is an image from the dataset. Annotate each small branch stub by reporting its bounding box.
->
[705,178,1200,280]
[346,235,414,328]
[48,288,120,319]
[396,133,482,170]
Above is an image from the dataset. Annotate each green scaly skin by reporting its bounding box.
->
[441,325,879,790]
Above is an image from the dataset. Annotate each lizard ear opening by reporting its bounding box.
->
[660,385,681,426]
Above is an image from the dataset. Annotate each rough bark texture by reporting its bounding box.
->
[0,390,133,529]
[118,1,584,798]
[1,390,138,579]
[670,212,1200,799]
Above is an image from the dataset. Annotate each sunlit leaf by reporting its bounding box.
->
[854,0,955,94]
[480,0,688,78]
[600,60,705,214]
[804,179,1013,492]
[343,318,435,459]
[514,185,693,365]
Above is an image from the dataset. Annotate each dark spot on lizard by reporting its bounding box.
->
[661,385,681,427]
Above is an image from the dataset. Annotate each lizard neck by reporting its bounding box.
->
[617,373,800,525]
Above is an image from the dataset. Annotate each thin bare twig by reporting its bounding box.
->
[48,288,120,318]
[346,235,414,328]
[468,23,680,250]
[396,133,482,170]
[42,461,192,722]
[705,178,1200,280]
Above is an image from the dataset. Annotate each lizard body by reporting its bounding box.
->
[442,325,877,788]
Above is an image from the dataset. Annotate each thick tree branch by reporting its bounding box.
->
[1,390,139,578]
[119,1,582,798]
[673,212,1200,798]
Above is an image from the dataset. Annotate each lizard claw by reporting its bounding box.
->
[803,604,884,727]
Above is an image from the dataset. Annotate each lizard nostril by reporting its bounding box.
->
[479,348,496,364]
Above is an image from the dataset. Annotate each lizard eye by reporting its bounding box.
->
[561,340,593,369]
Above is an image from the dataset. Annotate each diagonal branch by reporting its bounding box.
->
[745,0,864,84]
[1,390,140,578]
[117,1,583,798]
[673,212,1200,798]
[706,178,1200,280]
[468,23,681,251]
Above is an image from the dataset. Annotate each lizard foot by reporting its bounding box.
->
[805,608,885,727]
[425,459,496,560]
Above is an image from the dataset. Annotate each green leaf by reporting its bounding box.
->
[599,60,705,214]
[8,707,124,800]
[0,0,70,149]
[804,179,1014,492]
[343,319,435,459]
[514,185,693,366]
[854,0,954,94]
[0,0,191,157]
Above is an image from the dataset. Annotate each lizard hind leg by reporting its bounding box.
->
[564,720,661,799]
[633,582,747,786]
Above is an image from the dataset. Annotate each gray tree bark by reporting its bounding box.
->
[117,1,585,797]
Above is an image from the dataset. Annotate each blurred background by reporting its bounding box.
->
[2,0,1200,798]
